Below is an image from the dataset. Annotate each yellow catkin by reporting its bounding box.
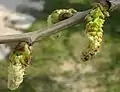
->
[8,60,25,90]
[47,8,77,39]
[81,4,109,61]
[8,42,32,90]
[47,8,77,25]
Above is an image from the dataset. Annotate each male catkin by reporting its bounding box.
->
[81,4,109,61]
[47,9,77,38]
[8,42,32,90]
[47,8,77,25]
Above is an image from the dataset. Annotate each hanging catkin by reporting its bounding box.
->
[8,42,32,90]
[81,4,109,61]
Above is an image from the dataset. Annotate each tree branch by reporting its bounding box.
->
[0,0,119,44]
[0,10,89,44]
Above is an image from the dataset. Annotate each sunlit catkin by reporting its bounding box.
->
[81,4,109,61]
[47,8,77,25]
[8,42,32,90]
[47,8,77,38]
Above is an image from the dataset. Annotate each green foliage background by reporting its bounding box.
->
[0,0,120,92]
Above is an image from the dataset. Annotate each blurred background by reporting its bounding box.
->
[0,0,120,92]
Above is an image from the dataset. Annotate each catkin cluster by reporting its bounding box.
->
[8,42,32,90]
[81,4,109,61]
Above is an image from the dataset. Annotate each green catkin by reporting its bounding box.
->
[8,42,32,90]
[47,8,77,25]
[47,8,77,39]
[81,4,109,61]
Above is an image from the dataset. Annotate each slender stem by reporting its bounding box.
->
[0,10,89,44]
[0,0,119,44]
[31,10,89,42]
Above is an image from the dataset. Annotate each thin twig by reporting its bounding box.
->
[0,0,119,44]
[0,10,89,44]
